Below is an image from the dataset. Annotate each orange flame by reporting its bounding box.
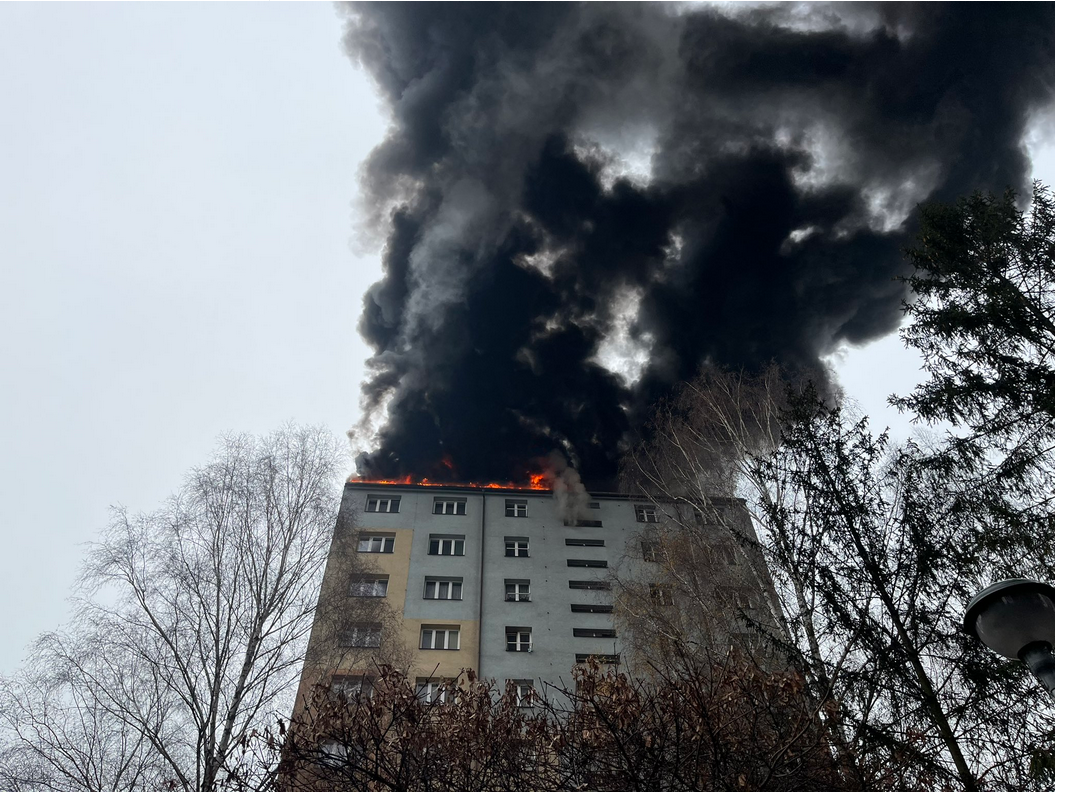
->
[350,466,553,491]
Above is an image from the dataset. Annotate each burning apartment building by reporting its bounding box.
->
[291,475,785,711]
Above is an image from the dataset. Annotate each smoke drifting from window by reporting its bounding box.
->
[341,2,1052,488]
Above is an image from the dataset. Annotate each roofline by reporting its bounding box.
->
[344,479,746,505]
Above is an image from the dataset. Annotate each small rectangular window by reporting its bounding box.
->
[711,543,739,566]
[569,580,610,590]
[732,588,758,610]
[509,679,535,705]
[420,626,460,650]
[428,536,465,556]
[565,538,605,547]
[505,627,533,652]
[567,559,608,568]
[433,497,467,515]
[586,502,601,510]
[344,625,382,648]
[642,541,664,563]
[504,499,528,518]
[650,584,674,606]
[635,504,659,523]
[573,628,616,638]
[565,519,603,528]
[505,538,530,558]
[417,679,453,704]
[505,580,531,601]
[575,653,620,664]
[424,578,463,600]
[365,495,401,513]
[571,604,614,613]
[349,575,389,597]
[357,535,395,554]
[331,675,375,700]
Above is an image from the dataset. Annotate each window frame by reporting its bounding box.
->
[575,653,620,665]
[357,535,395,554]
[344,624,383,649]
[365,495,401,513]
[565,538,605,547]
[510,679,535,705]
[423,578,463,600]
[349,575,389,598]
[428,535,465,556]
[569,580,610,591]
[573,627,617,638]
[420,626,461,651]
[504,499,529,518]
[505,626,533,652]
[433,497,467,516]
[331,675,375,700]
[504,537,530,558]
[641,541,664,563]
[634,504,659,523]
[417,679,453,704]
[571,603,614,613]
[567,558,608,568]
[504,579,531,602]
[650,584,675,606]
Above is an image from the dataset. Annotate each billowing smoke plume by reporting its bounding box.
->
[342,2,1053,488]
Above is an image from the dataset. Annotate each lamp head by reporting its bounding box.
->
[963,579,1054,660]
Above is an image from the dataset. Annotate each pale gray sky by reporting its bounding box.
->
[0,3,1053,675]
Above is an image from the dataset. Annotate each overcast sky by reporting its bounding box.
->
[0,4,1054,675]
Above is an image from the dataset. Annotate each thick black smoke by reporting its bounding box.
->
[341,2,1052,488]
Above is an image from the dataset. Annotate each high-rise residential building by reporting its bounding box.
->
[292,479,781,711]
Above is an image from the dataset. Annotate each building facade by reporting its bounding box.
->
[293,480,778,709]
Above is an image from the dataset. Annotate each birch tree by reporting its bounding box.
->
[0,424,346,790]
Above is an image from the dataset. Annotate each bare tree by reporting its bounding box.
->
[0,424,347,790]
[617,363,1052,790]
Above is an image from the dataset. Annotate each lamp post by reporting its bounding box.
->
[963,579,1055,696]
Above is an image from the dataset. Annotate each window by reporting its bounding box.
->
[566,538,605,547]
[506,627,532,652]
[575,653,620,664]
[428,535,465,556]
[349,575,388,597]
[565,519,603,528]
[505,580,531,602]
[732,588,758,610]
[569,580,610,590]
[505,538,529,558]
[433,497,467,515]
[635,504,659,523]
[650,584,674,606]
[571,604,614,613]
[641,541,664,562]
[331,675,375,700]
[567,559,608,568]
[420,626,460,650]
[711,543,738,566]
[586,502,601,510]
[357,535,395,554]
[573,628,616,638]
[417,679,453,704]
[319,739,351,765]
[424,578,463,600]
[344,625,382,648]
[505,499,528,518]
[509,679,535,705]
[365,495,401,513]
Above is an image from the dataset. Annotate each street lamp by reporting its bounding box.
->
[963,579,1055,696]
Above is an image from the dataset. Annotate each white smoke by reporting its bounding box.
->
[547,450,591,525]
